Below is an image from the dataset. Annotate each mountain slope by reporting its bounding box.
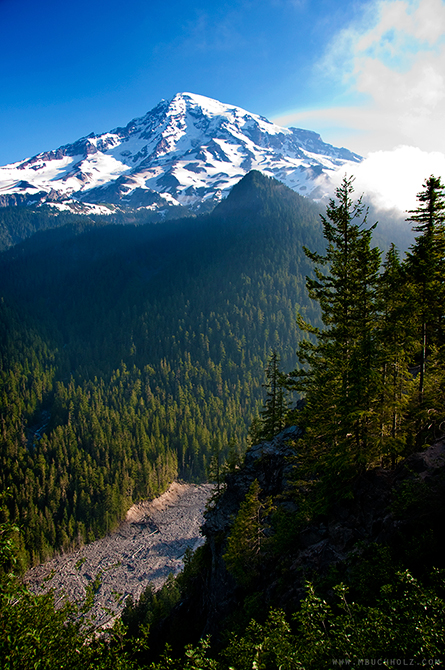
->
[0,93,361,215]
[120,429,445,665]
[0,172,324,562]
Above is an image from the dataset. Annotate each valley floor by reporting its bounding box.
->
[24,482,213,629]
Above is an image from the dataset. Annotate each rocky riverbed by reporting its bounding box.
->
[25,482,213,629]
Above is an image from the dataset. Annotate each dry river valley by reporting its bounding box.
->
[25,482,214,629]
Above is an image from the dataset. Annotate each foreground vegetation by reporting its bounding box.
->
[1,173,445,667]
[2,515,445,669]
[289,174,445,499]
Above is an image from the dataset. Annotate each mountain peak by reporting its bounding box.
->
[0,93,362,216]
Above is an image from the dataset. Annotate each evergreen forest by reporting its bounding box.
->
[1,171,445,668]
[0,172,324,564]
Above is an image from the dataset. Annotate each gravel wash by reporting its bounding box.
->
[25,482,214,629]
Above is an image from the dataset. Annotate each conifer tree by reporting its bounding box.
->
[225,438,243,473]
[375,244,415,465]
[292,176,381,484]
[404,175,445,406]
[260,350,289,440]
[223,479,273,586]
[207,437,225,493]
[250,350,289,444]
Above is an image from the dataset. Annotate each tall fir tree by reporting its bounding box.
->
[375,244,415,465]
[403,175,445,446]
[250,350,289,443]
[292,176,381,489]
[404,175,445,405]
[223,479,273,586]
[207,437,225,493]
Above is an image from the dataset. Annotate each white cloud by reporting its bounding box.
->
[274,0,445,216]
[274,0,445,156]
[328,146,445,212]
[354,0,445,52]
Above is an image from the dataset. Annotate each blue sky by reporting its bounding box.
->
[1,0,445,210]
[0,0,365,165]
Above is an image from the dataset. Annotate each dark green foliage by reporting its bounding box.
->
[148,637,219,670]
[147,570,445,668]
[1,360,180,562]
[0,491,21,584]
[289,173,445,501]
[0,172,324,561]
[406,174,445,236]
[0,584,139,669]
[405,177,445,376]
[122,544,213,663]
[207,438,226,494]
[222,608,299,669]
[2,171,445,667]
[122,574,181,639]
[291,176,382,497]
[112,174,445,666]
[391,476,434,519]
[373,177,445,455]
[251,349,290,443]
[293,570,445,666]
[346,543,397,604]
[1,589,85,669]
[0,206,102,251]
[0,506,141,669]
[223,479,273,586]
[375,244,415,465]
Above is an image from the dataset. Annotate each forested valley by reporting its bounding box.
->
[2,171,445,668]
[0,171,324,565]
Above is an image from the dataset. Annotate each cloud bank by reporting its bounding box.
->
[276,0,445,213]
[329,146,445,213]
[277,0,445,155]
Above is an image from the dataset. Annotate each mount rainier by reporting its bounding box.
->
[0,92,362,215]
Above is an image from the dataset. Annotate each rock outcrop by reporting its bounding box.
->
[179,429,445,641]
[200,425,301,632]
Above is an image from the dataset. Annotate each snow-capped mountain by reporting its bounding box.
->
[0,92,362,215]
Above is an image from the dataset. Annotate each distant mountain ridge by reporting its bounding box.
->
[0,92,362,216]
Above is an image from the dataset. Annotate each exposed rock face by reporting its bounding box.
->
[191,430,445,638]
[204,425,301,538]
[200,425,302,633]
